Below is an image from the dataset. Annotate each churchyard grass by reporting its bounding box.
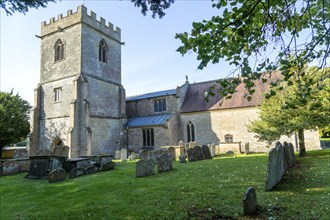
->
[0,149,329,219]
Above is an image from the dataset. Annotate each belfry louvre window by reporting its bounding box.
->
[54,39,65,62]
[99,40,107,63]
[54,87,62,102]
[154,99,166,112]
[187,121,195,142]
[225,134,233,142]
[142,128,154,147]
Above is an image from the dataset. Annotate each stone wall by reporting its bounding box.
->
[0,159,30,176]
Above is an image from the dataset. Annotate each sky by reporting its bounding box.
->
[0,0,235,105]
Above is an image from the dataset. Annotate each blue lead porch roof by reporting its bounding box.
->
[127,114,172,128]
[126,89,177,101]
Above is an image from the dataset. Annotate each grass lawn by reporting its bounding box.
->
[1,149,329,219]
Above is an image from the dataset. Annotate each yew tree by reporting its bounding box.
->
[247,67,330,156]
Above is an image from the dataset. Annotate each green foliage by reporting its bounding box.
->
[248,67,330,154]
[176,0,329,98]
[0,91,31,150]
[0,0,55,15]
[130,0,174,18]
[1,151,330,219]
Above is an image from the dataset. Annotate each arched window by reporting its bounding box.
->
[54,39,65,62]
[99,39,108,63]
[187,121,195,142]
[225,134,233,142]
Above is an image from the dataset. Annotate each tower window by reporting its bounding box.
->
[54,39,65,62]
[142,128,154,147]
[99,39,108,63]
[225,134,233,142]
[154,99,166,112]
[187,121,195,142]
[54,87,62,102]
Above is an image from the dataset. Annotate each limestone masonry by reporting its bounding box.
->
[29,6,321,158]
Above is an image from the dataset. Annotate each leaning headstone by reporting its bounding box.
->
[115,150,121,160]
[243,187,257,215]
[179,155,186,163]
[69,167,85,179]
[100,161,116,171]
[157,153,173,173]
[202,145,212,159]
[187,148,197,162]
[84,164,99,175]
[52,145,69,157]
[140,149,151,161]
[121,148,127,162]
[48,168,66,183]
[194,146,205,161]
[136,159,155,177]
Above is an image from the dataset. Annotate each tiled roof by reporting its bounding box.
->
[127,114,172,127]
[126,89,177,101]
[181,72,280,113]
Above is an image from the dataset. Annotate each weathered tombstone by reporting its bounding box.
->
[140,149,151,161]
[168,147,176,161]
[69,167,85,179]
[179,155,186,163]
[243,187,257,215]
[187,148,198,162]
[27,156,50,179]
[276,142,286,178]
[179,140,184,148]
[157,153,173,173]
[52,145,69,157]
[48,168,67,183]
[136,159,155,177]
[100,161,116,171]
[209,144,216,157]
[188,142,196,149]
[282,142,291,169]
[244,142,250,154]
[202,145,212,159]
[84,164,99,175]
[150,149,163,163]
[288,143,296,166]
[115,150,121,160]
[128,152,139,160]
[36,149,51,156]
[121,148,127,162]
[194,146,205,161]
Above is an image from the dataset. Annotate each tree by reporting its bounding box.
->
[247,67,330,156]
[1,0,55,15]
[0,91,31,157]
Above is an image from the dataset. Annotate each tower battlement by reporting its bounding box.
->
[41,5,121,41]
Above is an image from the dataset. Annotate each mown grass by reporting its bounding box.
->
[0,149,329,220]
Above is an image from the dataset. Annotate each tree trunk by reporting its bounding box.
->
[298,129,306,157]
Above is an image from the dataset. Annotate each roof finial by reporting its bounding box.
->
[185,75,189,83]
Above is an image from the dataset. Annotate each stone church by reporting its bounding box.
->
[29,6,320,158]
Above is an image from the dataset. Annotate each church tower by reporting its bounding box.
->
[30,6,126,158]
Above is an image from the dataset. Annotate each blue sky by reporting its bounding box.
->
[1,0,234,104]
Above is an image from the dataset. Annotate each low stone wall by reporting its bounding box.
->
[1,147,28,159]
[0,159,30,176]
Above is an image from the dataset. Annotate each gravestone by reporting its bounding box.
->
[243,187,257,215]
[48,168,67,183]
[179,140,184,147]
[209,144,216,157]
[187,148,197,162]
[157,153,173,173]
[128,152,139,160]
[194,146,205,161]
[168,147,176,161]
[276,142,286,179]
[52,145,69,157]
[69,167,85,179]
[188,142,196,149]
[115,150,121,160]
[28,156,50,179]
[202,145,212,159]
[283,142,291,169]
[150,149,163,163]
[85,164,99,175]
[36,149,51,156]
[288,143,296,166]
[136,159,155,177]
[140,149,151,161]
[100,161,116,171]
[244,142,250,154]
[179,155,186,163]
[121,148,127,162]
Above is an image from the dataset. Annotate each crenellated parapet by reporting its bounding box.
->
[41,5,121,41]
